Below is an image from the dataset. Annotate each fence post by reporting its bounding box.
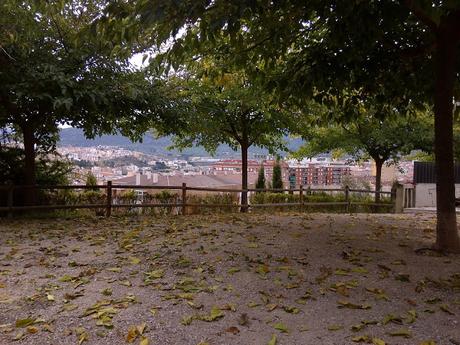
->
[182,183,187,216]
[299,185,304,209]
[393,183,404,213]
[106,181,112,217]
[345,185,350,213]
[7,184,14,218]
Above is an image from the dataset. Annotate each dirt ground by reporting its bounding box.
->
[0,212,459,345]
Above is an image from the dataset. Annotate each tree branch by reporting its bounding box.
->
[0,46,16,61]
[226,120,242,143]
[399,41,436,59]
[403,0,439,33]
[45,0,71,54]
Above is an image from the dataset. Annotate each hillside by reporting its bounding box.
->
[58,128,304,158]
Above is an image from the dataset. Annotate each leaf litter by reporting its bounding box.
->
[0,212,458,344]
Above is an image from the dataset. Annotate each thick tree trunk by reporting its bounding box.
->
[433,28,460,253]
[22,124,37,206]
[374,159,383,204]
[240,142,249,213]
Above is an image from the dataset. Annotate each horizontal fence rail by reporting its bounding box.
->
[0,182,396,217]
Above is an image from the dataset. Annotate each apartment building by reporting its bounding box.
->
[288,163,351,186]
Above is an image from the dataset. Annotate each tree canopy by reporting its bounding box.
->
[294,96,433,201]
[0,0,171,200]
[108,0,460,252]
[158,60,294,209]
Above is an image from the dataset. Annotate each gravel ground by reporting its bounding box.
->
[0,212,459,345]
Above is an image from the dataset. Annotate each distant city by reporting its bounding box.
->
[58,129,414,190]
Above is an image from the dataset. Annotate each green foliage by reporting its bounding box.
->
[159,62,293,155]
[249,191,391,214]
[113,0,455,107]
[0,0,173,188]
[293,99,433,201]
[255,166,265,190]
[152,190,178,203]
[80,190,105,204]
[0,147,71,185]
[294,99,433,165]
[85,172,98,190]
[250,192,301,205]
[187,193,238,215]
[119,190,138,203]
[272,162,283,190]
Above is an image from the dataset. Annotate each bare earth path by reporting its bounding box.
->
[0,212,459,345]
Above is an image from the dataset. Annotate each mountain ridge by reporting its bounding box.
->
[58,128,304,158]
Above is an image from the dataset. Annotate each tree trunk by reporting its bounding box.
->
[22,124,37,206]
[433,27,460,253]
[240,142,249,213]
[374,158,383,204]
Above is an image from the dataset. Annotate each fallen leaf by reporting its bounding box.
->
[273,322,288,333]
[181,315,194,326]
[227,268,240,274]
[136,323,146,335]
[440,304,455,315]
[405,309,417,323]
[283,305,300,314]
[139,337,150,345]
[126,325,138,343]
[352,335,370,342]
[382,314,403,325]
[101,288,112,296]
[337,300,371,310]
[388,328,412,338]
[76,327,88,345]
[225,326,239,335]
[238,313,249,326]
[129,256,141,265]
[395,273,410,282]
[26,326,38,334]
[15,318,35,328]
[327,324,343,331]
[372,338,386,345]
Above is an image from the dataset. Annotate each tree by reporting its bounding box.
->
[0,146,72,186]
[118,0,460,252]
[158,63,293,212]
[294,96,433,202]
[272,160,283,191]
[85,172,98,190]
[255,165,266,191]
[270,2,460,252]
[0,0,168,204]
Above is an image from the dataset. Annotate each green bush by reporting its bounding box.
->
[250,192,300,204]
[118,189,137,204]
[187,193,238,214]
[272,162,283,190]
[255,166,265,190]
[249,190,392,213]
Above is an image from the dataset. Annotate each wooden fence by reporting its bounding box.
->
[0,183,395,217]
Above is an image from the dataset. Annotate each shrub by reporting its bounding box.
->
[118,189,137,204]
[85,172,98,190]
[272,161,283,190]
[255,166,265,190]
[186,193,238,215]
